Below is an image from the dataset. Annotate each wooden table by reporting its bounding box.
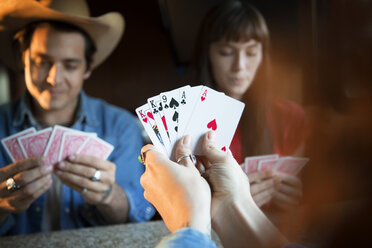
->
[0,220,222,248]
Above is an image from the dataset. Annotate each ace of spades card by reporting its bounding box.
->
[183,86,245,155]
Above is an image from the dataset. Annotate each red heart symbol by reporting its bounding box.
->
[221,146,226,152]
[201,89,207,101]
[207,119,217,131]
[147,112,154,120]
[142,117,148,123]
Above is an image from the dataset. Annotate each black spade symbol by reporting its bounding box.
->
[169,98,179,109]
[172,111,179,122]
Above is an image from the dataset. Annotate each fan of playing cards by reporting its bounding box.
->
[241,154,309,176]
[1,125,114,165]
[136,85,245,158]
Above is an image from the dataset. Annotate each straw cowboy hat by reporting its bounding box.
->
[0,0,125,71]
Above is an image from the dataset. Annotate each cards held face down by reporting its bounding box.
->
[136,85,245,158]
[241,154,309,176]
[1,125,114,165]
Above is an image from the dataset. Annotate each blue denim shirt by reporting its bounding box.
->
[156,228,217,248]
[0,91,155,236]
[156,228,306,248]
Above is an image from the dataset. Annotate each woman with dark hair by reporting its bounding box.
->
[194,0,307,222]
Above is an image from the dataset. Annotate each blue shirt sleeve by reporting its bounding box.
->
[104,112,155,222]
[156,228,217,248]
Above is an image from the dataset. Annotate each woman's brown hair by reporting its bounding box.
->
[194,0,273,156]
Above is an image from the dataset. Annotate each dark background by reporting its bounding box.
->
[9,0,307,113]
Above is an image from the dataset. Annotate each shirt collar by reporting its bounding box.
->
[12,90,99,128]
[13,91,37,127]
[75,91,100,127]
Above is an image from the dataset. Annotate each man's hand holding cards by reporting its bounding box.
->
[2,125,114,165]
[1,125,115,207]
[136,85,245,159]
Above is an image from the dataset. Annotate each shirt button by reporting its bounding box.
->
[35,206,41,212]
[65,207,70,213]
[145,207,152,214]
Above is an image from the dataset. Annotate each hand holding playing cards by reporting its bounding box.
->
[0,157,53,220]
[140,137,211,235]
[198,132,287,248]
[199,132,251,217]
[55,154,115,205]
[248,171,280,207]
[271,172,302,210]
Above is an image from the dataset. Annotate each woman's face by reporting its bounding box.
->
[209,39,263,100]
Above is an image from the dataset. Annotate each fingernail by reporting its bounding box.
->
[183,135,191,146]
[207,131,215,141]
[45,164,53,172]
[59,162,65,169]
[68,155,75,161]
[55,170,62,176]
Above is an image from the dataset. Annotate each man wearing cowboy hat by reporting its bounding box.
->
[0,0,155,235]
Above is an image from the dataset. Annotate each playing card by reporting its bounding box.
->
[159,88,182,148]
[43,125,75,166]
[275,156,309,175]
[18,127,52,158]
[244,154,279,174]
[177,85,203,140]
[147,95,172,156]
[257,158,280,172]
[77,136,114,160]
[58,131,97,162]
[136,103,167,154]
[1,127,36,162]
[183,86,245,155]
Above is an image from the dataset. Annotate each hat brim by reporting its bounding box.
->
[0,0,125,71]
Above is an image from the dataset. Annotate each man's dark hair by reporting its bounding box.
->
[15,20,97,71]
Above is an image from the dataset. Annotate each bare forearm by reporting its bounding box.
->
[212,195,287,248]
[97,183,129,224]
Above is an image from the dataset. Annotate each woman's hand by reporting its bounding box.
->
[140,135,211,235]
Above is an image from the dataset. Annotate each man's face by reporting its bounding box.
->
[24,24,92,112]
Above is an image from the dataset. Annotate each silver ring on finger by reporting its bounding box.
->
[176,154,197,165]
[6,177,21,191]
[90,169,101,182]
[81,188,88,196]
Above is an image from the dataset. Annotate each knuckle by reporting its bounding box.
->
[143,190,150,201]
[17,173,27,185]
[107,176,115,185]
[22,186,33,196]
[38,166,46,175]
[140,175,147,188]
[80,178,90,188]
